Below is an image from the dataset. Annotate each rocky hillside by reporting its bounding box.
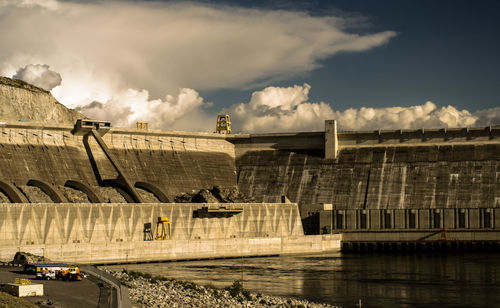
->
[0,76,84,124]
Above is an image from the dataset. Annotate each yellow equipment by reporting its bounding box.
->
[155,216,171,240]
[215,115,231,134]
[137,122,148,129]
[15,278,31,285]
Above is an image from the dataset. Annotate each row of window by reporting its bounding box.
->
[333,209,494,230]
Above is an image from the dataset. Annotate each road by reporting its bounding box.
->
[0,264,111,307]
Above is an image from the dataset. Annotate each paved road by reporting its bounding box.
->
[0,265,105,307]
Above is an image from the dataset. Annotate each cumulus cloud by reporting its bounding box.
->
[225,84,335,132]
[334,102,478,131]
[0,0,396,108]
[71,82,499,133]
[76,87,213,131]
[472,107,500,127]
[223,84,495,133]
[12,64,62,91]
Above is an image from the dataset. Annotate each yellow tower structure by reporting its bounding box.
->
[155,216,171,240]
[216,114,231,134]
[136,122,148,130]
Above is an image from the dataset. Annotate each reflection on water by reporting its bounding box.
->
[105,252,500,308]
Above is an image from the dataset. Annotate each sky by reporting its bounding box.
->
[0,0,499,132]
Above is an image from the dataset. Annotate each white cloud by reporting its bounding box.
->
[0,0,58,10]
[225,84,335,132]
[0,0,396,108]
[334,102,478,131]
[473,107,500,127]
[223,84,495,133]
[76,87,213,132]
[68,82,500,133]
[13,64,62,91]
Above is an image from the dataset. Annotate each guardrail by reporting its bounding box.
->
[79,265,131,308]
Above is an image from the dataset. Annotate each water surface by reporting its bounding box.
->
[105,252,500,308]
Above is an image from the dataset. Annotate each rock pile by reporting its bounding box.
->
[59,186,91,203]
[174,186,254,203]
[111,270,341,308]
[12,252,51,267]
[17,185,52,203]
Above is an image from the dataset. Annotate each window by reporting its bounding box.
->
[433,211,441,228]
[408,211,416,228]
[484,210,491,228]
[359,211,367,229]
[336,213,343,229]
[458,211,466,228]
[384,211,392,229]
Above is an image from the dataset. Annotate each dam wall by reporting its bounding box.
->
[0,202,341,263]
[232,125,500,209]
[0,119,498,259]
[0,122,237,201]
[2,121,498,210]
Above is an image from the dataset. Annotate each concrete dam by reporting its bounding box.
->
[235,121,499,209]
[0,119,499,262]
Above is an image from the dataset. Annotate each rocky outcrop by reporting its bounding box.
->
[0,76,84,124]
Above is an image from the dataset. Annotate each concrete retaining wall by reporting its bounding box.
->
[0,234,341,264]
[0,202,343,262]
[341,230,500,243]
[0,203,303,245]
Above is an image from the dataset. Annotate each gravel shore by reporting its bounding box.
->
[109,270,341,308]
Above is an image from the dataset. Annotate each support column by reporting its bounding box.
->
[325,120,338,159]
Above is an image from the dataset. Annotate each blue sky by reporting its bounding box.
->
[200,0,500,111]
[1,0,498,132]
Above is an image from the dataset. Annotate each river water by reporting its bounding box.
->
[105,252,500,308]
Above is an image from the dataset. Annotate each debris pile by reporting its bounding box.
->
[12,252,51,267]
[174,186,254,203]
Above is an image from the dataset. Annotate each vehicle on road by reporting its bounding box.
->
[28,263,82,281]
